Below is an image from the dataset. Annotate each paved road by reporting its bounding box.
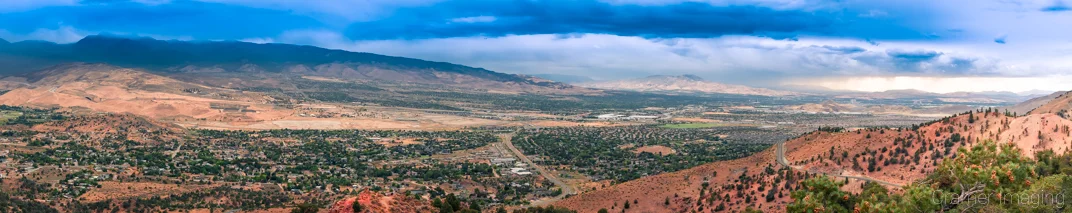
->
[499,134,577,206]
[776,142,903,187]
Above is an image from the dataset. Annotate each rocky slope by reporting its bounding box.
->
[326,190,432,213]
[577,75,798,96]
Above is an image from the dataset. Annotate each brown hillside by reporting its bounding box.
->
[558,109,1072,212]
[0,64,291,123]
[1027,91,1072,115]
[1005,91,1064,115]
[325,190,433,213]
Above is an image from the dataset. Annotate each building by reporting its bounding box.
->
[491,158,517,166]
[509,167,532,175]
[596,113,623,120]
[625,115,659,120]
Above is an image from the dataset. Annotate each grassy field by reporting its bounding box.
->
[0,110,23,125]
[659,123,722,129]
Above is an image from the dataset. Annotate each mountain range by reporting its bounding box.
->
[0,35,578,93]
[577,74,800,96]
[529,73,594,83]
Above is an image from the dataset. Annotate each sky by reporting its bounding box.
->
[2,0,1072,93]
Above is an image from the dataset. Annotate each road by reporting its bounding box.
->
[499,133,577,206]
[776,142,903,187]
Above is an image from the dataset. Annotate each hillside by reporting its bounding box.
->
[557,99,1072,212]
[577,75,798,96]
[1003,90,1065,115]
[829,89,1038,104]
[0,63,290,123]
[1027,91,1072,115]
[0,35,576,91]
[530,73,594,83]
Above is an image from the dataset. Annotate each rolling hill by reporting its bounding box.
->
[577,74,799,96]
[0,35,575,91]
[530,73,595,83]
[1027,90,1072,115]
[1002,90,1066,115]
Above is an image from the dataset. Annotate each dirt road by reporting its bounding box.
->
[776,142,903,187]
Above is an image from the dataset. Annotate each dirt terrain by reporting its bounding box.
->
[1028,91,1072,115]
[0,64,290,122]
[0,64,618,131]
[631,145,676,155]
[325,190,432,213]
[78,181,220,203]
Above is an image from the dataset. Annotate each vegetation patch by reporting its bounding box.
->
[659,123,722,129]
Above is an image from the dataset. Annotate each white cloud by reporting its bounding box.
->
[240,37,275,44]
[0,26,89,43]
[792,76,1072,93]
[0,26,201,43]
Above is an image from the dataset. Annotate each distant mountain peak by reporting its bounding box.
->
[680,74,704,81]
[79,34,164,42]
[643,74,705,81]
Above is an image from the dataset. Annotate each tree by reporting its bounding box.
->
[789,140,1045,212]
[469,201,482,212]
[664,197,670,206]
[786,176,853,212]
[290,203,319,213]
[496,206,507,213]
[446,194,462,212]
[352,201,363,213]
[765,187,778,202]
[598,208,609,213]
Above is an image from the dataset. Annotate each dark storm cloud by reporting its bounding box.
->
[887,50,942,62]
[342,0,932,40]
[0,0,325,41]
[887,49,942,71]
[1042,0,1071,12]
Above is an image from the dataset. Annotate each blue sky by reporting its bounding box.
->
[2,0,1072,93]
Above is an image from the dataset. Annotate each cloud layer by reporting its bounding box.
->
[2,0,1072,93]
